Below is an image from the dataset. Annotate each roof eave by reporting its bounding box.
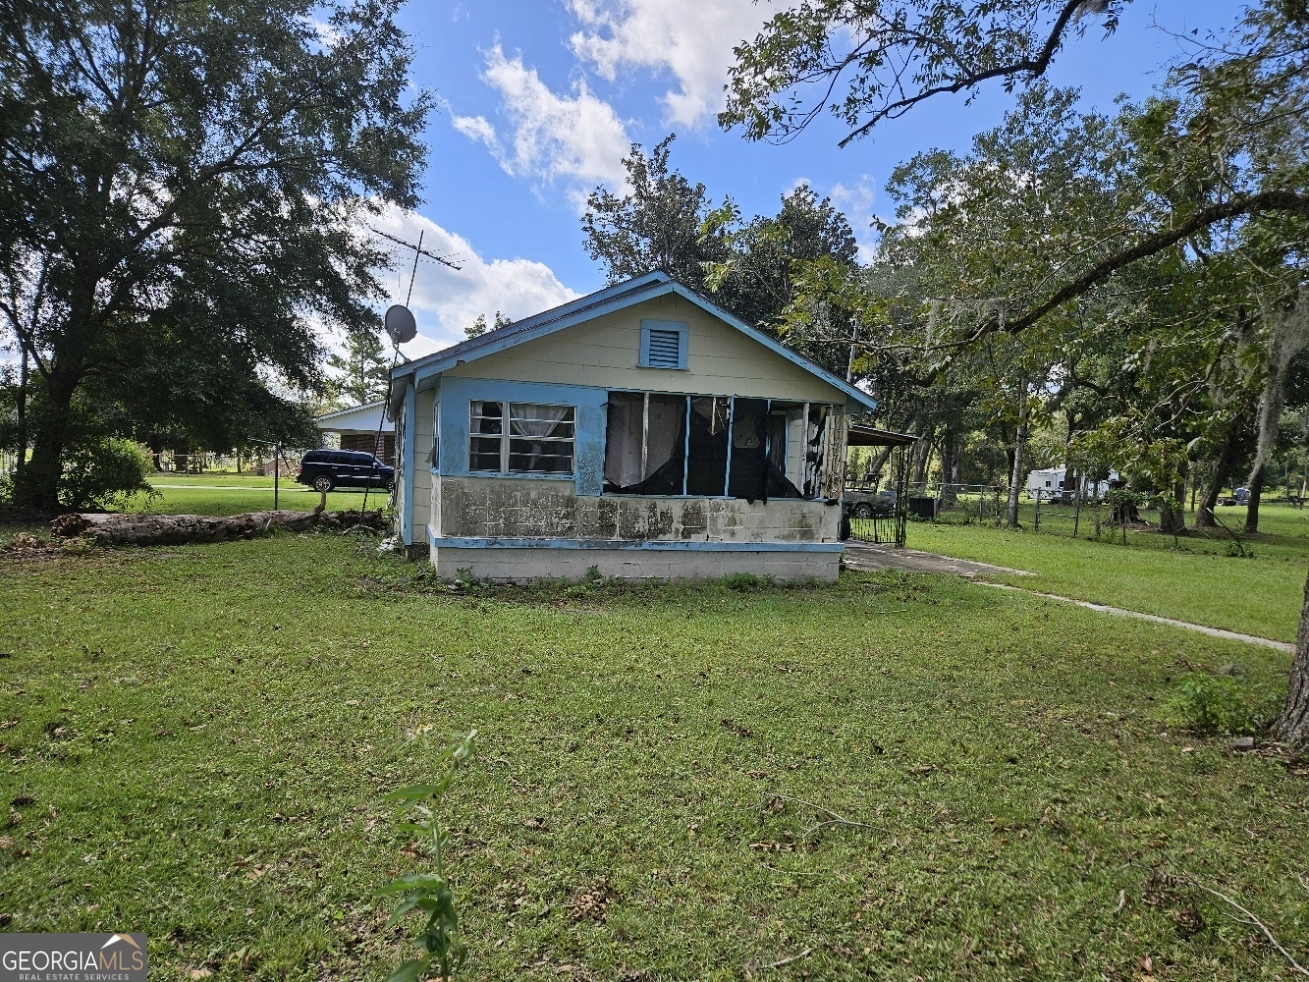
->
[386,271,877,412]
[665,283,878,412]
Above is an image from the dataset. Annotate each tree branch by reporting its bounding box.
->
[969,189,1309,341]
[838,0,1094,147]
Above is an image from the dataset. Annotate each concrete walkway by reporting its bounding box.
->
[842,541,1032,578]
[843,541,1292,653]
[977,583,1294,653]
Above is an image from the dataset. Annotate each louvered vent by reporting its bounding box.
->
[646,329,683,368]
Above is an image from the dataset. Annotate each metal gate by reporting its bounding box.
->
[844,427,914,547]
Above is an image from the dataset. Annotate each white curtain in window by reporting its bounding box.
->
[511,404,570,437]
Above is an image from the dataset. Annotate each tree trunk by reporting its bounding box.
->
[911,436,934,487]
[14,346,28,481]
[940,426,961,505]
[863,445,893,485]
[50,508,386,545]
[12,364,80,512]
[1006,385,1029,528]
[1274,569,1309,748]
[1159,468,1187,536]
[1244,466,1263,534]
[1194,429,1242,529]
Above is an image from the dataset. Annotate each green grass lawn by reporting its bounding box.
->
[2,533,1306,980]
[126,473,386,517]
[906,503,1309,643]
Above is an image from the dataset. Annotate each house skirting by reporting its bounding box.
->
[426,534,842,583]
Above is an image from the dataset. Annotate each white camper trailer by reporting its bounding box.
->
[1025,466,1116,501]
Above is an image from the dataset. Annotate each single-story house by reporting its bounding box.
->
[315,400,395,465]
[386,271,877,582]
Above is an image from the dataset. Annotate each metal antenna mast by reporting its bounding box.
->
[369,227,462,307]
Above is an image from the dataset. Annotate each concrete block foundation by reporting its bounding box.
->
[429,543,840,583]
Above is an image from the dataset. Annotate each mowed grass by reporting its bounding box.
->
[1,533,1307,980]
[129,473,386,517]
[908,503,1309,643]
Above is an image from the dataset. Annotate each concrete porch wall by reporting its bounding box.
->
[432,475,841,543]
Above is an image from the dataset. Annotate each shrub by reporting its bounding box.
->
[1165,671,1254,736]
[722,572,763,591]
[58,437,156,511]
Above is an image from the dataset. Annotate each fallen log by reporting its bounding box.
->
[50,508,387,546]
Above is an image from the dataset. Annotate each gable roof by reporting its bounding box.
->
[315,400,389,430]
[390,271,877,411]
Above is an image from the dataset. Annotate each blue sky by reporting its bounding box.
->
[378,0,1243,358]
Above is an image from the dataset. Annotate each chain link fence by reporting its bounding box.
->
[904,482,1148,538]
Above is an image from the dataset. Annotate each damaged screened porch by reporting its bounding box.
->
[387,271,879,581]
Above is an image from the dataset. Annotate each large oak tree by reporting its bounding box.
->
[0,0,430,508]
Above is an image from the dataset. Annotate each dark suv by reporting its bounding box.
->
[297,449,395,493]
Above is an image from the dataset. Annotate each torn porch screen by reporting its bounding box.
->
[686,396,730,495]
[604,392,644,488]
[820,406,847,499]
[801,404,846,499]
[604,393,687,494]
[801,404,828,498]
[728,398,769,500]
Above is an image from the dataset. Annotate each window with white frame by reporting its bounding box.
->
[469,401,576,475]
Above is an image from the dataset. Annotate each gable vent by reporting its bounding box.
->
[646,329,683,368]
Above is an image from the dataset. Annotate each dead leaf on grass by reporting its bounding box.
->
[565,880,613,923]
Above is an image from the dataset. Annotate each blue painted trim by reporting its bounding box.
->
[426,529,844,553]
[437,377,608,496]
[395,272,669,383]
[392,272,877,412]
[666,282,877,411]
[640,319,688,369]
[401,378,416,546]
[464,472,576,483]
[410,280,674,385]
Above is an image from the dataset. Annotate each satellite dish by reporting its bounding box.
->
[384,304,417,345]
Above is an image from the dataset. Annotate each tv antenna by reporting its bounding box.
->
[369,227,462,307]
[357,225,465,515]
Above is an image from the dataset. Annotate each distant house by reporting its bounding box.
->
[315,401,395,465]
[386,271,878,582]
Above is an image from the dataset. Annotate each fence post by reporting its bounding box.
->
[1072,473,1081,538]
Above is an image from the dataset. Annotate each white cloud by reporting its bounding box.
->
[450,113,497,150]
[363,205,580,359]
[827,175,880,264]
[566,0,775,128]
[449,45,632,208]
